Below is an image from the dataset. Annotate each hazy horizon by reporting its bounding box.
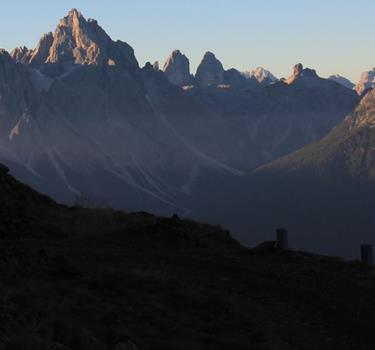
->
[1,0,375,82]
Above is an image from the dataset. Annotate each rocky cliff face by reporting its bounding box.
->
[195,52,225,87]
[352,88,375,129]
[286,63,319,84]
[10,46,32,64]
[163,50,194,86]
[355,68,375,95]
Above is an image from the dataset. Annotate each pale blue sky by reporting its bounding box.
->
[1,0,374,82]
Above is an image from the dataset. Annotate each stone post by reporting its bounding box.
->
[276,228,288,250]
[361,244,374,266]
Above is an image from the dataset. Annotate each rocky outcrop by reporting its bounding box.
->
[195,51,224,87]
[328,74,355,89]
[292,63,303,76]
[28,32,54,66]
[163,50,193,86]
[355,68,375,95]
[286,63,317,84]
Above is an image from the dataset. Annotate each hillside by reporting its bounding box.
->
[260,88,375,179]
[1,163,375,349]
[0,162,238,252]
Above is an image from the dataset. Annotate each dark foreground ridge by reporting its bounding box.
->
[1,164,375,350]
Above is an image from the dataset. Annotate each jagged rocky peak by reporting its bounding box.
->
[10,46,32,64]
[243,67,277,84]
[163,49,193,86]
[14,9,139,72]
[195,51,225,87]
[287,63,318,84]
[28,32,54,66]
[50,9,108,64]
[355,68,375,96]
[328,75,355,90]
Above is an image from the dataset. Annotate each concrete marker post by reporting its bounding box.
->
[276,228,288,251]
[361,244,374,266]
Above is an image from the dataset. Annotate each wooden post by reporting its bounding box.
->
[361,245,374,266]
[276,228,288,250]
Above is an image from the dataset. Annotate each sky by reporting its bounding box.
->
[0,0,374,82]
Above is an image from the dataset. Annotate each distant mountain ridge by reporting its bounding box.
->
[0,9,361,233]
[162,51,276,89]
[328,74,355,90]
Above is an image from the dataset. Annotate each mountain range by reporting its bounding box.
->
[1,9,374,257]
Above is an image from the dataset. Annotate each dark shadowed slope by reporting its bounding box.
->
[2,160,375,349]
[0,161,239,252]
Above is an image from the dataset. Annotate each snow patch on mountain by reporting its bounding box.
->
[242,67,277,84]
